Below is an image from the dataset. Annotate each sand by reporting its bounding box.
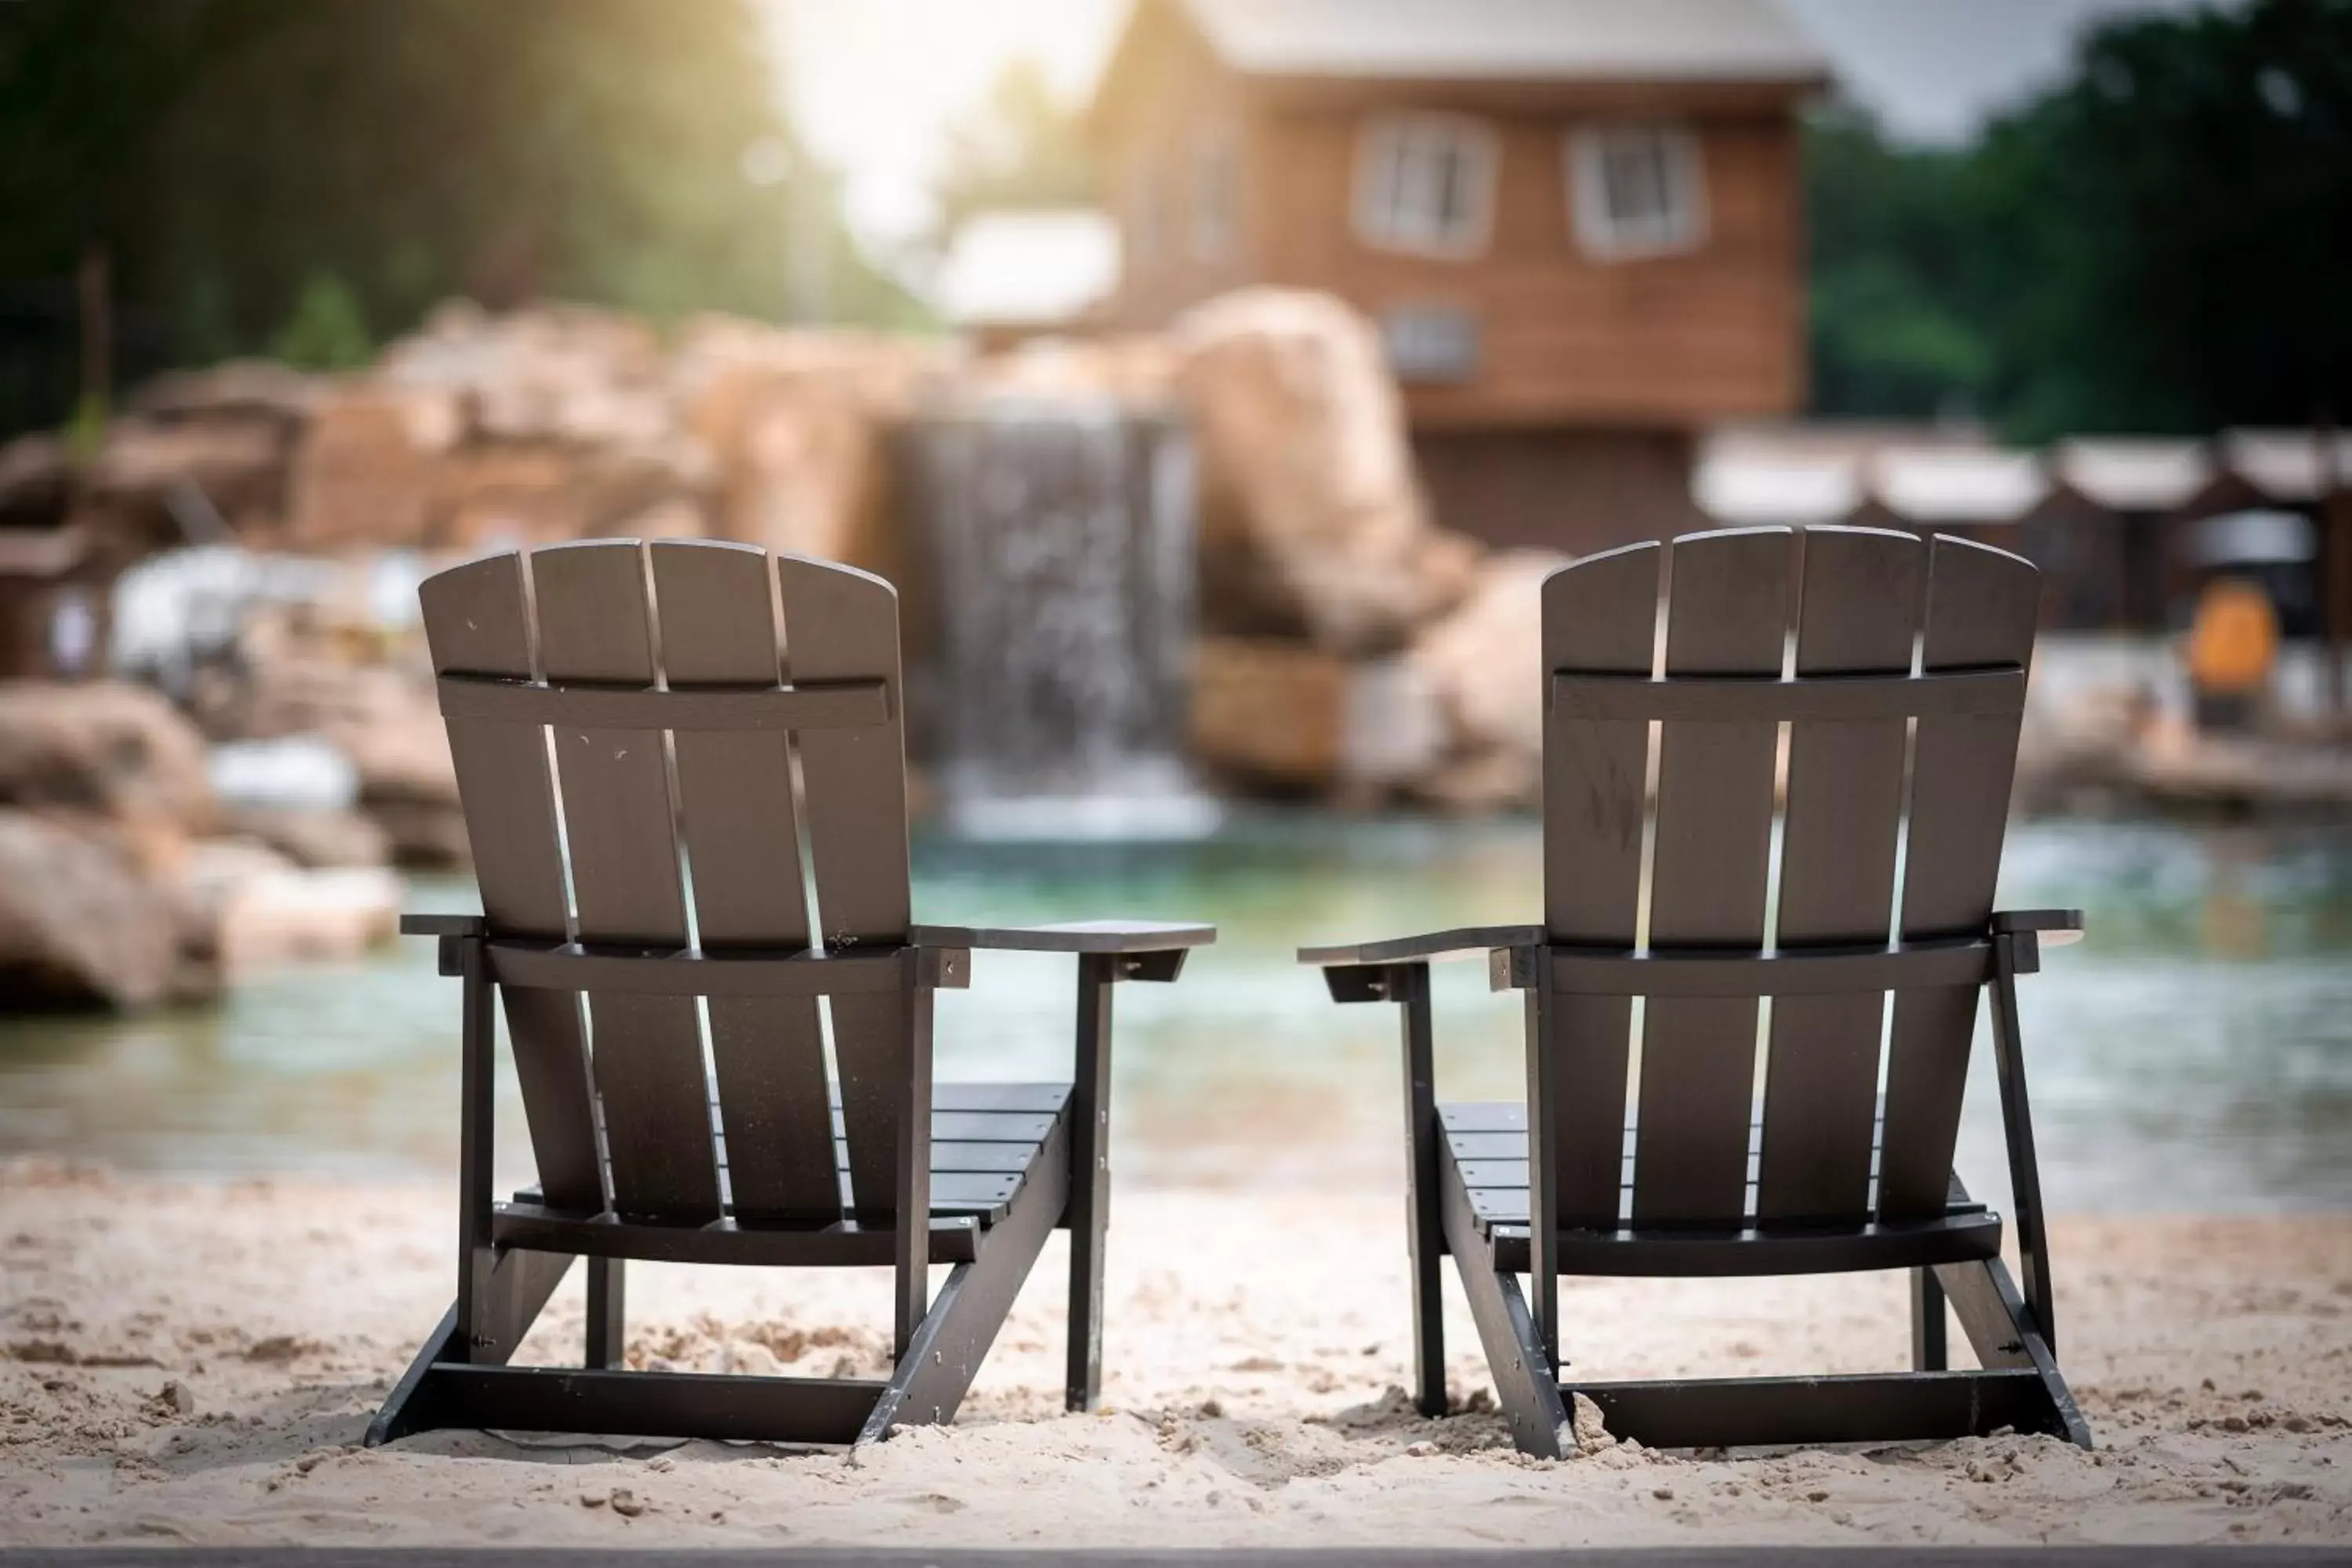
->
[2,1159,2349,1548]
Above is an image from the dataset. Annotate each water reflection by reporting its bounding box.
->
[1,815,2347,1212]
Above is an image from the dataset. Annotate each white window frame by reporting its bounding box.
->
[1352,111,1500,260]
[1566,123,1708,261]
[1190,129,1239,263]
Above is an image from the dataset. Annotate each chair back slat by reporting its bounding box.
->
[1757,528,1924,1223]
[1541,541,1659,1225]
[650,542,837,1221]
[1632,528,1792,1227]
[419,554,602,1210]
[1879,536,2040,1216]
[532,541,720,1222]
[777,557,915,1222]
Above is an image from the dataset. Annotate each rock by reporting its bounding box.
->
[967,334,1178,403]
[673,318,945,573]
[1403,550,1566,810]
[1174,289,1481,655]
[0,434,74,527]
[380,301,670,448]
[0,681,218,832]
[285,383,464,551]
[1570,1392,1616,1455]
[220,807,388,869]
[133,360,320,431]
[198,855,402,978]
[88,416,289,537]
[158,1379,197,1417]
[1190,638,1348,791]
[608,1486,646,1518]
[0,811,187,1010]
[1189,637,1443,798]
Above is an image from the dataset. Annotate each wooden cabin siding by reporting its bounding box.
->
[1243,105,1803,426]
[1414,426,1708,554]
[1099,7,1260,327]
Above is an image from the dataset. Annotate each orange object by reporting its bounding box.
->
[2187,578,2279,695]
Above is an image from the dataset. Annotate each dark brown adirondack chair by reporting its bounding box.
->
[1302,526,2091,1457]
[368,539,1212,1449]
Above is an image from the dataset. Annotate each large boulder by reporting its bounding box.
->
[0,681,217,832]
[283,383,464,551]
[87,415,289,541]
[0,434,74,528]
[1189,637,1444,800]
[379,299,672,448]
[1173,290,1480,656]
[1402,550,1566,810]
[0,811,189,1010]
[132,360,320,433]
[672,318,946,573]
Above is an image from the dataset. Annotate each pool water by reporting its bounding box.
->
[2,814,2347,1213]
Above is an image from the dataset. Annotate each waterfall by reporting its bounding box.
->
[906,397,1219,840]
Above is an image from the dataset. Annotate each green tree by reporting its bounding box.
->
[1804,108,1995,421]
[1806,0,2352,440]
[1969,0,2352,438]
[0,0,920,434]
[268,273,372,372]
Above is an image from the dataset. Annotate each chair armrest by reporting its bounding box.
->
[1992,908,2085,947]
[1299,925,1545,1005]
[909,920,1214,984]
[909,920,1214,955]
[401,912,487,938]
[1297,924,1544,967]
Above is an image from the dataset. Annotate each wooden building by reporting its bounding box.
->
[1089,0,1827,555]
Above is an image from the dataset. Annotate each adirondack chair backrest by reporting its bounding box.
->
[419,539,913,1225]
[1540,526,2038,1230]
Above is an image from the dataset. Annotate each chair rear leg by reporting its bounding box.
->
[586,1257,626,1370]
[1911,1267,1947,1371]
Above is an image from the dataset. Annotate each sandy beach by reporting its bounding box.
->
[2,1159,2348,1549]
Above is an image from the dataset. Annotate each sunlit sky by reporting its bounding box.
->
[763,0,2217,257]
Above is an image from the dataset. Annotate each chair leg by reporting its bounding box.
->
[862,1112,1073,1443]
[1935,1256,2093,1448]
[1396,964,1446,1418]
[1911,1267,1947,1371]
[586,1256,626,1370]
[1065,954,1114,1413]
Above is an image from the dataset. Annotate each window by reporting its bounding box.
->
[1352,113,1499,260]
[1567,125,1707,260]
[1191,132,1238,263]
[1380,304,1480,383]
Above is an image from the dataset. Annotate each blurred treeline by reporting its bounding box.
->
[0,0,917,437]
[1810,0,2352,440]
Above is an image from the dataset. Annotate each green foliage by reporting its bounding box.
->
[1809,0,2352,439]
[931,60,1095,242]
[268,273,372,371]
[0,0,920,434]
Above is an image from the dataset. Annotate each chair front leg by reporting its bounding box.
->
[1987,931,2057,1352]
[1392,962,1447,1417]
[1067,953,1116,1411]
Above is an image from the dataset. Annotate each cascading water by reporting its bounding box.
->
[905,397,1219,840]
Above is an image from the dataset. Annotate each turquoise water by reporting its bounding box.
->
[1,815,2348,1212]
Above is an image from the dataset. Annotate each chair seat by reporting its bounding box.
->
[1439,1101,2003,1278]
[496,1081,1071,1266]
